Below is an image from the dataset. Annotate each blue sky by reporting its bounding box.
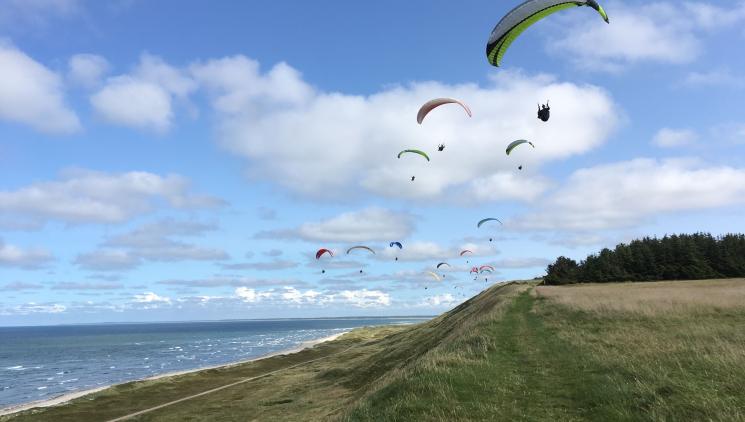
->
[2,0,745,325]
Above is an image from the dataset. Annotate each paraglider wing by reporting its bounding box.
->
[505,140,535,155]
[436,262,451,269]
[315,248,333,259]
[346,245,376,255]
[460,250,473,256]
[477,218,503,228]
[389,242,403,249]
[397,149,431,162]
[486,0,609,67]
[479,265,495,273]
[417,98,473,124]
[426,271,442,282]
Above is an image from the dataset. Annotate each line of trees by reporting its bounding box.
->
[543,233,745,285]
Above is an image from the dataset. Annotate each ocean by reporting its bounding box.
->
[0,317,428,409]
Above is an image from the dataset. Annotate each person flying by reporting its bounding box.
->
[537,101,550,122]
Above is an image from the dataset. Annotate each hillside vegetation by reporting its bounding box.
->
[5,279,745,421]
[545,233,745,285]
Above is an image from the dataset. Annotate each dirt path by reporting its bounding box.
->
[106,344,355,422]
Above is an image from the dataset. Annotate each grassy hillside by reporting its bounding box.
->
[5,279,745,421]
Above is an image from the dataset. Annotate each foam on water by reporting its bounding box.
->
[0,317,428,408]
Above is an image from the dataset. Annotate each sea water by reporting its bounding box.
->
[0,317,428,408]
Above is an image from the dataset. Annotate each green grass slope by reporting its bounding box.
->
[6,279,745,421]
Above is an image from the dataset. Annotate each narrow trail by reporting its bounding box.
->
[106,345,355,422]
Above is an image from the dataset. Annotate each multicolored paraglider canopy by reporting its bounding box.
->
[315,248,333,260]
[486,0,609,67]
[417,98,472,124]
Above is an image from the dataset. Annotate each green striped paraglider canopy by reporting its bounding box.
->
[486,0,609,67]
[398,149,431,161]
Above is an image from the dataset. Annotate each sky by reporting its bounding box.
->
[1,0,745,326]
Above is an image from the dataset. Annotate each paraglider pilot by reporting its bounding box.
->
[537,101,550,122]
[438,144,445,151]
[411,176,416,182]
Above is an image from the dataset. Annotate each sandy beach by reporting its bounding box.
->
[0,331,348,417]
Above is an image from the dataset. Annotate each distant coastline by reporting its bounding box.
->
[0,315,433,329]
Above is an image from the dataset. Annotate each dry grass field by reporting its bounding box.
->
[535,279,745,421]
[7,279,745,421]
[536,278,745,315]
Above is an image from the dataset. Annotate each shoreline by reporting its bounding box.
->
[0,331,349,417]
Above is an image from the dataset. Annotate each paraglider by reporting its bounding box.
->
[486,0,609,67]
[460,250,473,256]
[436,262,451,269]
[538,101,550,122]
[315,249,333,260]
[347,246,374,274]
[390,242,402,261]
[346,246,375,255]
[477,218,503,228]
[506,140,534,155]
[398,149,430,162]
[316,248,333,274]
[480,265,495,273]
[426,271,442,282]
[417,98,472,124]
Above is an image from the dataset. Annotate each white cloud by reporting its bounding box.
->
[1,282,44,291]
[494,257,552,269]
[235,287,272,303]
[281,287,322,305]
[380,241,449,262]
[652,128,698,148]
[74,249,140,271]
[103,220,228,262]
[132,292,171,309]
[51,282,124,290]
[298,208,413,242]
[336,289,390,308]
[377,240,498,263]
[515,158,745,230]
[222,260,298,271]
[195,55,616,201]
[0,169,222,226]
[68,53,109,88]
[420,294,456,307]
[91,76,173,132]
[684,69,745,89]
[91,54,196,132]
[547,2,745,71]
[0,41,80,133]
[260,208,414,243]
[6,302,66,315]
[0,239,53,269]
[190,56,314,114]
[465,172,551,203]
